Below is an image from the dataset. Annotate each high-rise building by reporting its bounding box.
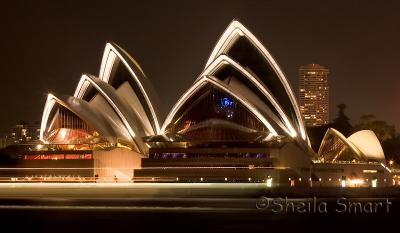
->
[298,64,329,127]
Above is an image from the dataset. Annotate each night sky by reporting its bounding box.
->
[1,0,399,134]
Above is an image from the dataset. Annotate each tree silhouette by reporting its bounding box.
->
[331,104,353,136]
[354,114,395,142]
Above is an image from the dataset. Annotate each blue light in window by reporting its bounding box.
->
[220,97,234,109]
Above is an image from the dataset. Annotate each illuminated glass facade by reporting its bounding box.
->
[164,84,269,141]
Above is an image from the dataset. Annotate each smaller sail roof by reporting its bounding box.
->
[348,130,385,162]
[318,128,386,163]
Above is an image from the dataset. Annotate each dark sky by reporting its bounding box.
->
[1,0,400,134]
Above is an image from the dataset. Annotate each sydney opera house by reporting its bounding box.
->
[10,21,393,187]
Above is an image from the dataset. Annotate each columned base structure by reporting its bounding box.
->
[93,148,142,182]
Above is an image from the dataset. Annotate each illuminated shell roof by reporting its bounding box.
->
[200,55,296,138]
[73,73,150,153]
[163,20,308,147]
[348,130,385,162]
[99,42,160,135]
[318,128,386,162]
[40,94,121,146]
[203,20,307,142]
[40,20,313,154]
[40,41,163,154]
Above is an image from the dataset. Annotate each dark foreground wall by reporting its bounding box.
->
[0,159,94,178]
